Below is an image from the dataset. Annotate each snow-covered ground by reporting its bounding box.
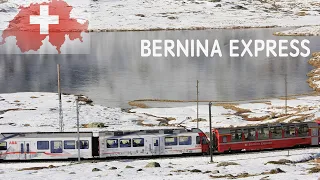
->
[308,52,320,91]
[1,0,320,31]
[0,92,320,133]
[0,92,319,179]
[275,26,320,36]
[0,148,319,180]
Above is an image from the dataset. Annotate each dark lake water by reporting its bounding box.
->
[0,28,320,107]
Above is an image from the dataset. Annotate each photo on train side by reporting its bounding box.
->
[0,0,320,179]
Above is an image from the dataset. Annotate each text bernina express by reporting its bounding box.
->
[141,39,310,58]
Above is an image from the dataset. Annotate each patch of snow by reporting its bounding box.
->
[0,148,318,180]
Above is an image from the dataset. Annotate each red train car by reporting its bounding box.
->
[212,122,320,153]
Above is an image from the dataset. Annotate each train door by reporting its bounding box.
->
[151,137,160,155]
[311,128,319,146]
[19,141,31,160]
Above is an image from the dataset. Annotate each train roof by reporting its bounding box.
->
[0,127,202,135]
[212,121,318,131]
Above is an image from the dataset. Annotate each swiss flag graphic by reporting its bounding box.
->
[0,0,89,54]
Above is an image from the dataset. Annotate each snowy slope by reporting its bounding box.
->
[1,0,320,31]
[0,92,320,133]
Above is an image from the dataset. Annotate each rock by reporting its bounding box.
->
[30,96,38,99]
[145,162,161,168]
[14,100,20,102]
[203,170,211,173]
[308,166,320,173]
[167,166,174,168]
[168,16,177,20]
[125,165,134,168]
[209,0,221,2]
[217,161,239,167]
[260,176,270,180]
[231,5,248,10]
[296,12,307,16]
[109,167,117,170]
[8,123,16,126]
[92,168,102,172]
[266,159,292,164]
[23,124,31,127]
[190,169,202,173]
[137,169,143,171]
[191,118,207,122]
[84,122,105,128]
[269,168,285,174]
[69,172,76,174]
[215,4,222,7]
[48,165,55,168]
[77,96,93,104]
[157,119,169,126]
[135,14,145,17]
[0,9,7,13]
[212,170,220,174]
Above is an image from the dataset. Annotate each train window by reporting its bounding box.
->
[120,139,131,148]
[179,136,192,145]
[153,139,159,146]
[297,124,309,137]
[64,140,76,149]
[196,136,200,144]
[77,140,89,149]
[258,127,269,140]
[284,126,296,137]
[246,128,256,141]
[107,139,118,148]
[165,137,178,146]
[50,141,63,153]
[222,136,227,143]
[133,138,144,147]
[202,136,208,144]
[231,129,242,142]
[271,127,282,139]
[0,141,7,150]
[37,141,49,150]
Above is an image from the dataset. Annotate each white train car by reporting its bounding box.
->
[98,128,209,158]
[0,128,209,161]
[0,132,95,160]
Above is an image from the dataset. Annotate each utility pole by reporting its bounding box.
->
[209,101,213,163]
[76,96,81,162]
[57,64,64,132]
[196,80,199,129]
[284,74,288,115]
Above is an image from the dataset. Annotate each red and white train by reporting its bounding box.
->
[0,128,209,160]
[0,121,319,161]
[212,121,320,153]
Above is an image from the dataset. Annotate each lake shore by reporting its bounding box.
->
[0,92,319,133]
